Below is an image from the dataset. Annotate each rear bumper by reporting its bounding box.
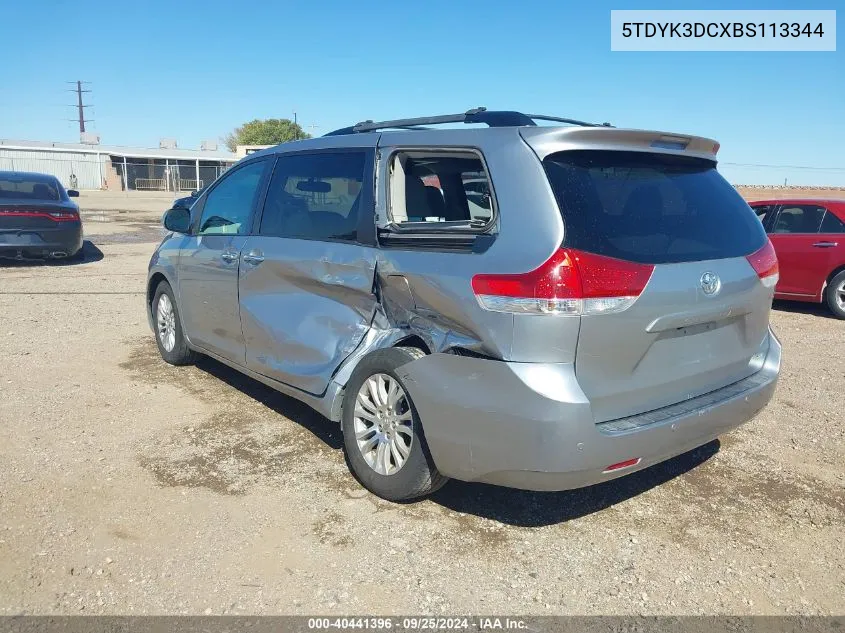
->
[0,224,83,259]
[397,329,781,491]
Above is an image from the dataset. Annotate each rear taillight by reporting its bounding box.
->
[471,248,654,315]
[746,240,779,288]
[47,210,79,222]
[0,207,79,222]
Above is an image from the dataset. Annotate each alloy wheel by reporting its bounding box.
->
[353,373,414,475]
[156,294,177,353]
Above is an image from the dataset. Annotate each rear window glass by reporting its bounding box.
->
[0,178,61,201]
[543,151,766,264]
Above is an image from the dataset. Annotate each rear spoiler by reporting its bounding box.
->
[519,126,720,163]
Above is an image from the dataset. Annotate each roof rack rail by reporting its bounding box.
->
[527,114,613,128]
[323,108,612,136]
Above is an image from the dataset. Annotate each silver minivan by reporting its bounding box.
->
[147,109,781,501]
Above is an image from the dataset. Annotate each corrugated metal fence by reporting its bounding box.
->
[0,149,107,190]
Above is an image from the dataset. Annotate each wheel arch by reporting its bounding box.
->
[822,265,845,315]
[329,332,434,425]
[820,264,845,300]
[147,271,170,310]
[392,334,432,355]
[146,270,192,344]
[825,264,845,288]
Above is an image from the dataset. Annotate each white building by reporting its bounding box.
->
[0,139,239,191]
[235,144,275,158]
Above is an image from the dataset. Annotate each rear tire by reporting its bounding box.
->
[152,281,197,365]
[341,347,448,501]
[824,270,845,319]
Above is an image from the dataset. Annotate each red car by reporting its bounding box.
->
[749,198,845,318]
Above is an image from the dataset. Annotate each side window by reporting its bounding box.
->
[198,160,267,235]
[388,150,494,227]
[772,205,826,234]
[751,204,774,229]
[260,152,366,242]
[819,210,845,234]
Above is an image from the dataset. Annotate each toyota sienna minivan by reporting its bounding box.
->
[147,108,781,501]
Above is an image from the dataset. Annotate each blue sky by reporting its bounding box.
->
[2,0,842,185]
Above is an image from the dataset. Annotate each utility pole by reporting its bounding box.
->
[66,81,93,135]
[293,110,298,141]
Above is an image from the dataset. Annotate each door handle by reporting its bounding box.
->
[243,250,265,266]
[220,250,239,263]
[812,241,838,248]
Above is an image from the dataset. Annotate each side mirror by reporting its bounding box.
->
[163,207,191,234]
[67,189,80,198]
[172,197,193,210]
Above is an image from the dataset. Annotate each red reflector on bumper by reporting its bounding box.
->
[603,457,642,473]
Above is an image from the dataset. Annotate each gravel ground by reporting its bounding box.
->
[0,216,842,615]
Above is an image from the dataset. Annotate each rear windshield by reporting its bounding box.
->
[543,151,766,264]
[0,177,61,201]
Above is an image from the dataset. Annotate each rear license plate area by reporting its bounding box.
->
[0,232,42,245]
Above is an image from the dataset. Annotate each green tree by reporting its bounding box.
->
[224,118,310,152]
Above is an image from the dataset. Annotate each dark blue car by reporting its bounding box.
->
[0,171,83,260]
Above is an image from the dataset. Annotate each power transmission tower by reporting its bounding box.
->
[66,81,93,134]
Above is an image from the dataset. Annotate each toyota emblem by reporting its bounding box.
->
[700,272,721,296]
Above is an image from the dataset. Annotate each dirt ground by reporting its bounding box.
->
[0,194,843,616]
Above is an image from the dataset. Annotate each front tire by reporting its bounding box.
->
[152,281,197,365]
[342,347,448,501]
[824,270,845,319]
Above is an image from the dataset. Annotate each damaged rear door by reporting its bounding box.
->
[238,147,379,395]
